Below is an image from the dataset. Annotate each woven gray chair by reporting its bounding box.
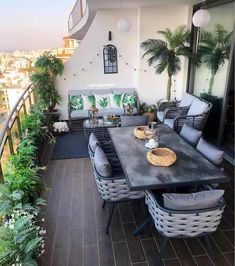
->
[180,124,202,147]
[164,97,212,133]
[120,115,148,127]
[145,186,225,265]
[93,145,144,234]
[157,93,196,123]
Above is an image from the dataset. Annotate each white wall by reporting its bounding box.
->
[56,6,192,119]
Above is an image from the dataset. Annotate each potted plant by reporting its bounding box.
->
[141,25,199,101]
[31,52,64,125]
[140,103,157,122]
[198,24,232,95]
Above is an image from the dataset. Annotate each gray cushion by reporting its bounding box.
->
[179,93,195,108]
[196,138,224,166]
[121,115,148,127]
[89,133,99,153]
[91,89,112,95]
[157,111,165,122]
[163,189,224,210]
[112,88,135,94]
[98,108,125,116]
[164,118,174,129]
[180,124,202,147]
[70,110,89,119]
[187,98,209,116]
[94,145,112,178]
[69,89,92,96]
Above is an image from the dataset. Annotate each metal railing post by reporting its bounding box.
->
[6,127,14,155]
[15,111,22,138]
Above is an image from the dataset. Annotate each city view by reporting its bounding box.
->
[0,37,78,128]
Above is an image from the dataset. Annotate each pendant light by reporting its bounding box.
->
[192,1,211,28]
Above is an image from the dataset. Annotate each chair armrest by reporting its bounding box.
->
[164,108,182,119]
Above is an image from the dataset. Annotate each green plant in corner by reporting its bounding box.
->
[198,24,232,95]
[141,25,199,101]
[31,51,64,112]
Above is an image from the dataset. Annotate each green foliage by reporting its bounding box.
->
[98,97,109,108]
[88,95,95,106]
[31,51,64,111]
[113,94,122,107]
[69,95,84,110]
[141,25,199,100]
[140,103,156,113]
[198,24,232,95]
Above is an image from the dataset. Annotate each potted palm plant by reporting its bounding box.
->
[198,24,232,95]
[31,51,64,112]
[141,25,199,101]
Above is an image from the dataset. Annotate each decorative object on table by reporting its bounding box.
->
[123,104,134,115]
[141,25,199,101]
[144,121,159,148]
[147,148,177,167]
[103,114,120,124]
[140,103,156,122]
[88,105,99,124]
[52,121,69,134]
[133,126,147,139]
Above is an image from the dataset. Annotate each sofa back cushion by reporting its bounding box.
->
[187,98,209,116]
[179,93,195,108]
[69,89,92,96]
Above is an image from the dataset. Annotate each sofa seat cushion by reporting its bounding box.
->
[98,108,125,116]
[179,93,196,108]
[196,138,224,166]
[71,110,89,119]
[157,111,165,122]
[163,189,224,210]
[164,119,174,129]
[94,145,112,178]
[180,124,202,147]
[187,98,209,116]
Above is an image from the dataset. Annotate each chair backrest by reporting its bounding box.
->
[121,115,148,127]
[180,124,202,147]
[179,93,196,108]
[187,98,209,116]
[196,137,224,166]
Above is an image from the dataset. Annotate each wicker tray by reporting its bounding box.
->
[146,148,176,167]
[133,126,146,139]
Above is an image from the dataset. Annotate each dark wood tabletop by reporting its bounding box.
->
[108,125,230,191]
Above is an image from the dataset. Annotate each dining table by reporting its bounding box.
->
[108,124,230,191]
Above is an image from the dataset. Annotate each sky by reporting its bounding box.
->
[0,0,76,51]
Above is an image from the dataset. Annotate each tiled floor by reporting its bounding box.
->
[39,158,234,266]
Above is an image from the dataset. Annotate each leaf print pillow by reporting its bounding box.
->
[110,93,123,109]
[122,92,137,107]
[69,95,84,110]
[82,95,96,110]
[94,94,111,109]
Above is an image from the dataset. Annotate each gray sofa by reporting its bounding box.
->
[68,88,139,122]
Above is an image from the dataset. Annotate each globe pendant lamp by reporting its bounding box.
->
[192,9,211,28]
[117,18,132,32]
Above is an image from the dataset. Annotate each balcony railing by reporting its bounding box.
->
[68,0,88,32]
[0,84,36,179]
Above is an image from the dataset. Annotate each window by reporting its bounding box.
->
[103,45,118,74]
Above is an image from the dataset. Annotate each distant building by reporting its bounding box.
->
[57,37,79,62]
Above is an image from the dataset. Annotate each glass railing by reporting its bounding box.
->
[68,0,88,32]
[0,84,36,179]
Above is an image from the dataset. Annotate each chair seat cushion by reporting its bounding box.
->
[121,115,148,127]
[157,111,165,122]
[89,133,99,153]
[196,138,224,166]
[187,98,209,116]
[179,93,195,108]
[180,124,202,147]
[94,145,112,178]
[164,119,174,129]
[163,189,224,210]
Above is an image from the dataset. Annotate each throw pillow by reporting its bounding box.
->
[163,189,224,210]
[83,95,96,110]
[69,95,83,110]
[110,93,123,108]
[94,145,112,178]
[122,92,137,107]
[180,124,202,147]
[95,94,111,109]
[89,133,99,153]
